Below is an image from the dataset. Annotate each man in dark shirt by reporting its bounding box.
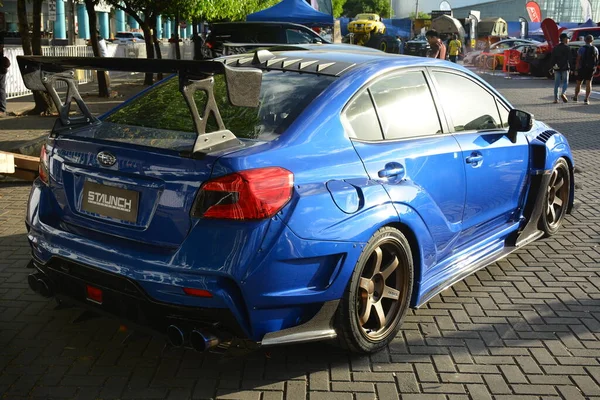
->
[573,34,599,105]
[550,33,571,103]
[425,30,446,60]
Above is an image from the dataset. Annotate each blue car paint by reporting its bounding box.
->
[25,51,576,344]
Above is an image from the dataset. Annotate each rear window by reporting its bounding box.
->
[93,71,335,151]
[117,33,134,38]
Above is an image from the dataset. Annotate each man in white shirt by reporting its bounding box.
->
[96,30,111,95]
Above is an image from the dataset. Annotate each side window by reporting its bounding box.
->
[345,91,383,141]
[286,29,315,44]
[497,100,510,129]
[433,71,503,132]
[370,71,442,140]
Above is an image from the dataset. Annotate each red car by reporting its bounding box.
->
[522,20,600,77]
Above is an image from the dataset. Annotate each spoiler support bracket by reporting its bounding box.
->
[41,70,98,135]
[179,72,242,157]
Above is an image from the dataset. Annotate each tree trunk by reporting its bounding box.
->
[17,0,32,55]
[192,19,202,60]
[152,16,163,81]
[174,14,181,60]
[32,0,43,54]
[141,19,155,85]
[18,0,55,115]
[84,0,110,97]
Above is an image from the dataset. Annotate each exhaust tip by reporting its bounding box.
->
[28,273,40,293]
[37,278,53,298]
[166,325,185,347]
[27,272,53,297]
[190,330,220,352]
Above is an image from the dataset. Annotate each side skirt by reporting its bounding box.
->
[415,243,517,308]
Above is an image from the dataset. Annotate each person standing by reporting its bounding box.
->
[425,30,446,60]
[96,30,112,96]
[572,34,599,105]
[0,31,9,118]
[550,33,571,103]
[448,34,462,63]
[395,36,404,54]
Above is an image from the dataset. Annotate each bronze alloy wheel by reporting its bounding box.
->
[356,241,408,340]
[336,227,413,353]
[544,158,570,234]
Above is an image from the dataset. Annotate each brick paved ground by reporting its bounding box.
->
[1,72,600,400]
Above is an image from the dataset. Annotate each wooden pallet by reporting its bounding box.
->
[0,150,39,181]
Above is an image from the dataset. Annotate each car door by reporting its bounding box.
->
[430,69,529,246]
[343,69,466,262]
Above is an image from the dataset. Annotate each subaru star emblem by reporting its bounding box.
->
[97,151,116,167]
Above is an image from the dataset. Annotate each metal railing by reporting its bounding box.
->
[4,45,95,99]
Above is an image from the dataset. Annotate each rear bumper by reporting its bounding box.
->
[29,256,246,339]
[26,180,362,344]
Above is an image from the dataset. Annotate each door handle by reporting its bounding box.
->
[466,153,483,165]
[378,162,405,179]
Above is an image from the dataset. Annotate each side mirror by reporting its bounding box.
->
[507,109,533,143]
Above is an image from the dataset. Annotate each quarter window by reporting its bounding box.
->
[345,91,383,141]
[433,71,503,132]
[370,71,442,140]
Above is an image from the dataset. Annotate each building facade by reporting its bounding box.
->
[0,0,195,42]
[452,0,600,23]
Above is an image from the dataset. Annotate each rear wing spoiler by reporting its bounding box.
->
[16,56,263,155]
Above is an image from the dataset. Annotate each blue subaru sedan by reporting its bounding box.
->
[20,49,575,354]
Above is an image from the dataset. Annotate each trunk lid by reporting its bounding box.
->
[50,135,223,249]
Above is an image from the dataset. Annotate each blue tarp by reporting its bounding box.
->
[246,0,334,26]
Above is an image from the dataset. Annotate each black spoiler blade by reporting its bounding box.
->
[16,56,262,108]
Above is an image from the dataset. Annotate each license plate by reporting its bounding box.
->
[81,181,139,223]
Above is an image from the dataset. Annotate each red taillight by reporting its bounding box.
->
[86,285,103,304]
[183,287,213,297]
[205,40,214,49]
[192,167,293,220]
[39,145,49,184]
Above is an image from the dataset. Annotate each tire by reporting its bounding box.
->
[541,158,571,237]
[335,227,413,353]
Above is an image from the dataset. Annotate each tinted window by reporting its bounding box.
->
[99,72,335,151]
[286,29,316,44]
[256,26,282,43]
[370,71,442,139]
[433,71,503,132]
[345,91,382,141]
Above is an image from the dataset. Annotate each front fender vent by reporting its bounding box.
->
[536,130,557,143]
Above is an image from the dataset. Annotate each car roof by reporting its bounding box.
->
[261,43,385,54]
[211,21,317,29]
[221,49,452,77]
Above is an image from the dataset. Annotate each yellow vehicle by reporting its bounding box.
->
[347,13,386,46]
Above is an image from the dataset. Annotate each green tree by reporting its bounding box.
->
[342,0,391,18]
[409,11,431,20]
[106,0,172,84]
[332,0,347,18]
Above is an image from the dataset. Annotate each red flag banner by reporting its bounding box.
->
[526,1,542,22]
